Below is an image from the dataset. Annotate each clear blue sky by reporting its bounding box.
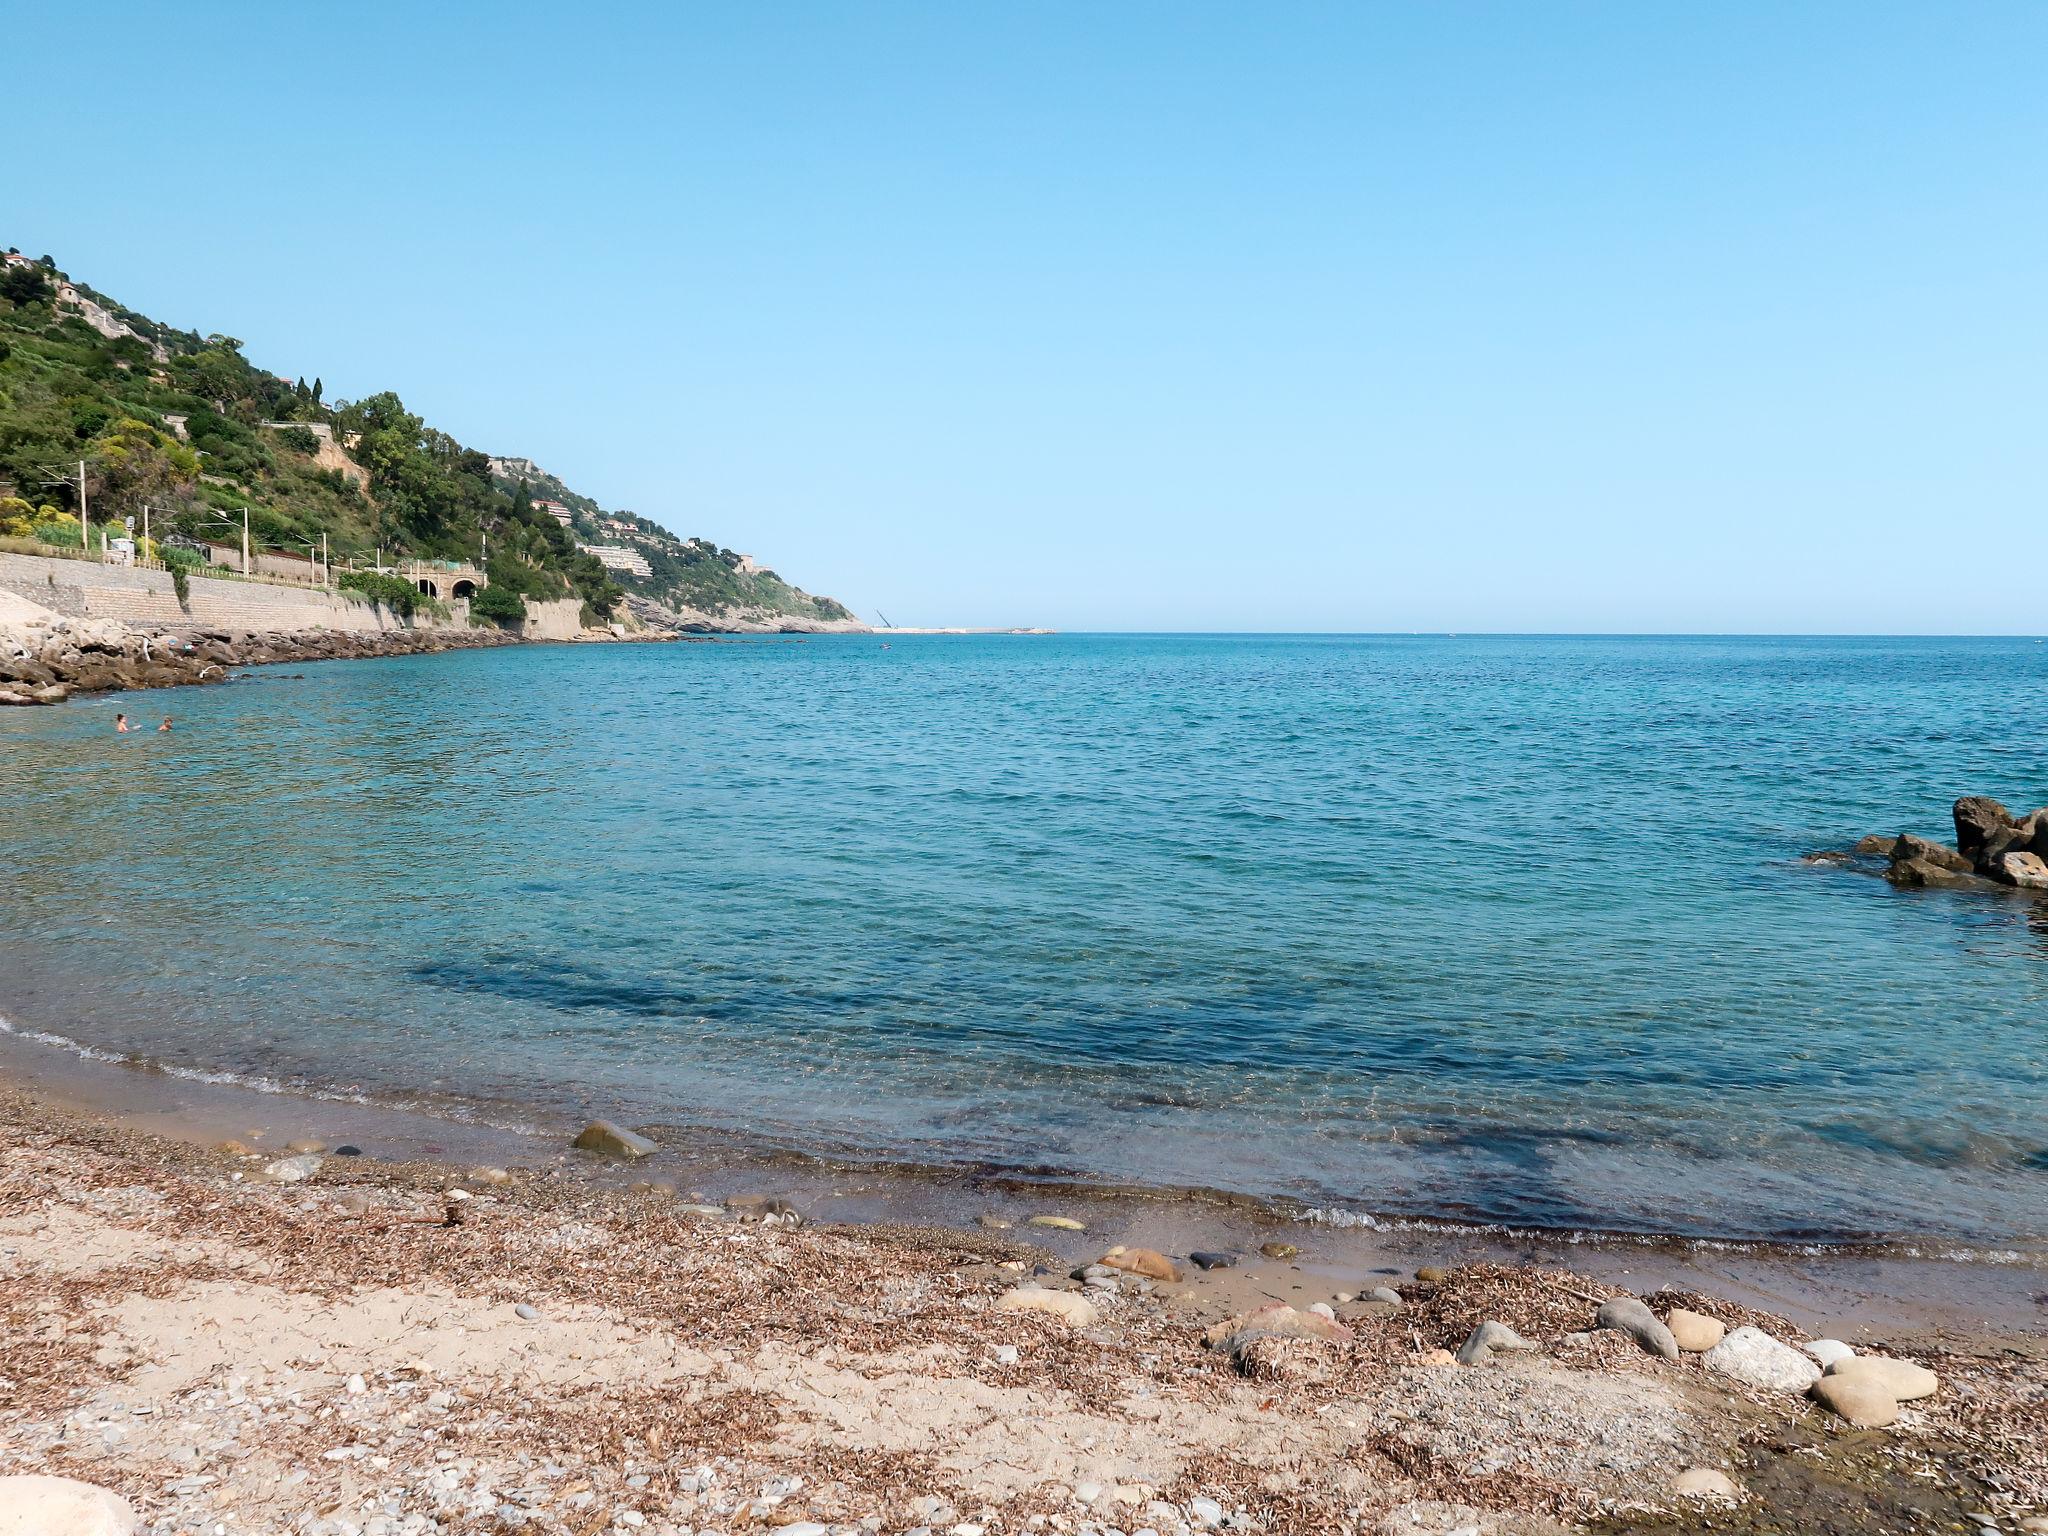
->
[11,2,2044,631]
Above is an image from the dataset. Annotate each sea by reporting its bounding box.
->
[3,634,2045,1248]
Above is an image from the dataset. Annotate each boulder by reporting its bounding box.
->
[1456,1319,1535,1366]
[1887,857,1997,891]
[573,1120,656,1159]
[1853,833,1897,856]
[1996,851,2048,890]
[262,1153,323,1183]
[1702,1326,1821,1393]
[1672,1468,1741,1503]
[1953,796,2018,868]
[1665,1308,1726,1353]
[1805,1338,1855,1368]
[1259,1241,1299,1260]
[1596,1297,1679,1359]
[995,1287,1097,1328]
[1100,1246,1182,1282]
[0,1474,137,1535]
[1825,1354,1938,1401]
[1889,834,1971,873]
[1811,1373,1899,1427]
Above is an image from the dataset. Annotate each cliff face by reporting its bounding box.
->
[624,592,869,635]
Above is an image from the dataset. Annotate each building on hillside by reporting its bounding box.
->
[537,500,573,526]
[578,542,652,579]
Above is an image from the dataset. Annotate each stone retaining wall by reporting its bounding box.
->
[0,552,468,635]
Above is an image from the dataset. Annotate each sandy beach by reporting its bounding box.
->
[2,1052,2044,1536]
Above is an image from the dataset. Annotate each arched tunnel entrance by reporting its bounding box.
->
[452,579,478,598]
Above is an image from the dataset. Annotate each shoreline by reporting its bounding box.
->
[1,1050,2043,1535]
[3,1005,2042,1348]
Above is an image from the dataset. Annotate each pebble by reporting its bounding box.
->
[333,1144,363,1157]
[1307,1302,1337,1321]
[1811,1373,1899,1428]
[469,1167,512,1186]
[1414,1265,1448,1283]
[287,1138,327,1155]
[1419,1348,1457,1366]
[335,1191,375,1216]
[1073,1482,1103,1505]
[514,1303,540,1322]
[1189,1497,1225,1527]
[1188,1251,1236,1270]
[1672,1468,1741,1502]
[1702,1326,1822,1393]
[779,1525,829,1536]
[1806,1338,1856,1368]
[993,1345,1019,1365]
[1027,1215,1086,1231]
[1368,1287,1402,1306]
[1258,1241,1298,1260]
[0,1474,137,1535]
[975,1214,1013,1230]
[213,1140,257,1158]
[1665,1307,1726,1353]
[1100,1246,1181,1281]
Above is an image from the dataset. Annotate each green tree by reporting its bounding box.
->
[468,584,526,623]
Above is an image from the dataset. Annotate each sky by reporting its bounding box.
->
[7,2,2044,631]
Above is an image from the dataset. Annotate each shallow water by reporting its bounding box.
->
[4,634,2045,1244]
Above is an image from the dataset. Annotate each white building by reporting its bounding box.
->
[578,542,652,579]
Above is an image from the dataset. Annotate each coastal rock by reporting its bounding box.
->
[1456,1320,1534,1367]
[1596,1297,1678,1359]
[572,1120,656,1159]
[1026,1215,1086,1231]
[1887,857,1996,891]
[995,1287,1097,1328]
[1953,796,2018,867]
[262,1153,323,1183]
[1671,1468,1741,1503]
[1890,834,1971,873]
[1996,850,2048,889]
[1665,1308,1725,1353]
[1825,1355,1938,1401]
[0,1474,137,1535]
[1702,1326,1821,1393]
[1188,1250,1237,1270]
[1811,1373,1899,1428]
[1854,833,1897,856]
[1805,1338,1855,1368]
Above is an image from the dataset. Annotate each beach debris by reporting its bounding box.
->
[1026,1214,1085,1231]
[0,1473,137,1535]
[1811,1373,1900,1427]
[468,1166,512,1186]
[993,1344,1019,1365]
[1258,1240,1299,1260]
[1672,1468,1742,1502]
[1188,1250,1236,1269]
[213,1139,257,1158]
[1455,1319,1536,1367]
[1233,1332,1333,1383]
[1702,1326,1821,1393]
[724,1193,801,1225]
[1825,1355,1938,1401]
[1805,1337,1855,1367]
[1099,1245,1181,1282]
[995,1286,1097,1327]
[976,1213,1014,1230]
[1368,1286,1403,1306]
[286,1137,326,1154]
[333,1190,375,1216]
[1665,1307,1725,1353]
[1188,1496,1226,1528]
[1596,1296,1679,1359]
[572,1120,657,1159]
[262,1153,323,1184]
[1419,1347,1457,1366]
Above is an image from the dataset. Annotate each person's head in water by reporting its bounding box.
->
[159,717,173,731]
[114,714,129,732]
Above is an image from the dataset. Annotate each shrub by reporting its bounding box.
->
[467,584,526,624]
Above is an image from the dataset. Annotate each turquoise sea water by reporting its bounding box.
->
[4,634,2046,1245]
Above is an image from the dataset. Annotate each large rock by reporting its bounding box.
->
[1100,1246,1181,1282]
[0,1475,137,1535]
[1456,1319,1535,1366]
[573,1120,656,1159]
[1665,1308,1726,1353]
[1596,1297,1679,1359]
[1672,1468,1741,1502]
[1811,1373,1899,1427]
[996,1287,1097,1328]
[1825,1354,1938,1401]
[1205,1302,1354,1353]
[1853,833,1897,856]
[1887,858,1997,891]
[1995,851,2048,890]
[1953,796,2018,868]
[1702,1326,1821,1393]
[1889,834,1971,873]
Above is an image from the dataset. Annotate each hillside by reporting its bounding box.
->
[0,247,856,631]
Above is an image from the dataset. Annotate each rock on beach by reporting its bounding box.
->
[1596,1296,1678,1359]
[0,1475,136,1536]
[1826,1355,1938,1401]
[1812,1373,1900,1428]
[1456,1320,1535,1367]
[995,1287,1097,1328]
[572,1120,656,1159]
[1665,1307,1726,1353]
[1702,1326,1821,1393]
[1100,1245,1181,1281]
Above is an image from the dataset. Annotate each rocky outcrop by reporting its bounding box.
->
[1825,795,2048,898]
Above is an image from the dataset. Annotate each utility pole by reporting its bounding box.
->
[322,532,329,586]
[80,459,92,562]
[141,503,150,564]
[240,506,250,576]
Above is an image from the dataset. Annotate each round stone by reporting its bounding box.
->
[1672,1468,1740,1502]
[1825,1355,1938,1402]
[0,1475,137,1536]
[1665,1307,1726,1353]
[1812,1372,1900,1427]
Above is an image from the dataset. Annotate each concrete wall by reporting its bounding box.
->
[0,552,465,635]
[521,597,586,641]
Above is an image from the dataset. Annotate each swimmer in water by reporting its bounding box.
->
[115,713,130,732]
[159,716,174,731]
